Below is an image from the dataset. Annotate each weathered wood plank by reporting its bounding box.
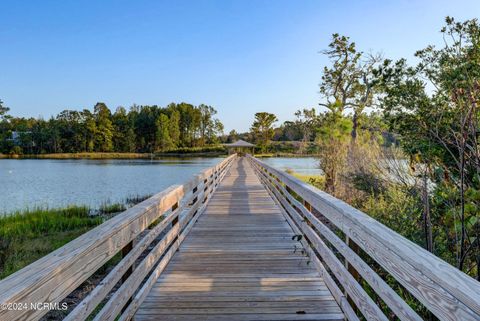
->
[134,313,345,321]
[255,162,422,321]
[135,158,343,321]
[250,155,480,321]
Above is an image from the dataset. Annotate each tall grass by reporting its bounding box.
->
[285,168,325,190]
[98,203,126,215]
[0,206,103,279]
[0,193,154,279]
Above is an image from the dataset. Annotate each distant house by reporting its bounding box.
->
[8,131,32,145]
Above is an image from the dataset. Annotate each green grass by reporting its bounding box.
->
[125,194,152,206]
[0,206,103,279]
[254,153,320,158]
[99,203,126,214]
[0,192,154,280]
[285,169,325,190]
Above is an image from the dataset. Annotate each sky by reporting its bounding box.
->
[1,0,479,132]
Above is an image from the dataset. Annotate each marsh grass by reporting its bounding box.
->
[99,203,126,214]
[12,147,226,159]
[285,168,325,190]
[125,194,152,206]
[0,206,103,279]
[19,152,151,159]
[0,191,155,280]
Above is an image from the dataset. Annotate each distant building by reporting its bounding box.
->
[8,131,32,145]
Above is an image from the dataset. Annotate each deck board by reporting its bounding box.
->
[135,158,343,321]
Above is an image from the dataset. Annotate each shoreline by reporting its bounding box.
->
[0,152,320,159]
[0,151,226,159]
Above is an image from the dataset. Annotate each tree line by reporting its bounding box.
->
[0,102,224,154]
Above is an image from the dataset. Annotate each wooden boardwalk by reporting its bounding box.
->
[135,158,343,321]
[2,155,479,321]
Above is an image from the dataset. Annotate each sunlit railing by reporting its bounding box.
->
[248,155,480,321]
[0,154,236,321]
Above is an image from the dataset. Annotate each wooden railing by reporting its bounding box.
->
[0,154,236,321]
[248,155,480,321]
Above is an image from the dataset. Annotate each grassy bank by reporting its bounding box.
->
[0,206,103,279]
[3,152,152,159]
[0,150,319,160]
[0,146,228,159]
[285,169,325,189]
[254,153,319,158]
[0,194,152,280]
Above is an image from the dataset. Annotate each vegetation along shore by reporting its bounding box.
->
[0,194,151,280]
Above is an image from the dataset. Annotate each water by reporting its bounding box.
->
[260,157,320,175]
[0,158,222,214]
[0,157,319,214]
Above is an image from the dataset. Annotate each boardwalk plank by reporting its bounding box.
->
[135,158,343,321]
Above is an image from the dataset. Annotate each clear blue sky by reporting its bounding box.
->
[1,0,479,132]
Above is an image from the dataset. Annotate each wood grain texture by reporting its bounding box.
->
[249,156,480,321]
[135,158,343,321]
[254,163,422,321]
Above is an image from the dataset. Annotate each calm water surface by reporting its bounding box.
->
[260,157,320,175]
[0,157,319,213]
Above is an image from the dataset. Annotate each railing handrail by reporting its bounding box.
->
[248,155,480,321]
[0,154,236,321]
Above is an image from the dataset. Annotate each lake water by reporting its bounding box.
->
[260,157,320,175]
[0,157,319,214]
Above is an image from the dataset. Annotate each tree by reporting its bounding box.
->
[227,130,238,143]
[198,104,217,146]
[155,114,174,152]
[168,109,181,147]
[209,119,224,144]
[378,17,480,278]
[0,99,10,120]
[81,109,96,152]
[0,99,11,152]
[93,102,113,152]
[294,108,319,153]
[316,111,352,195]
[320,34,381,141]
[112,106,136,152]
[250,112,278,153]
